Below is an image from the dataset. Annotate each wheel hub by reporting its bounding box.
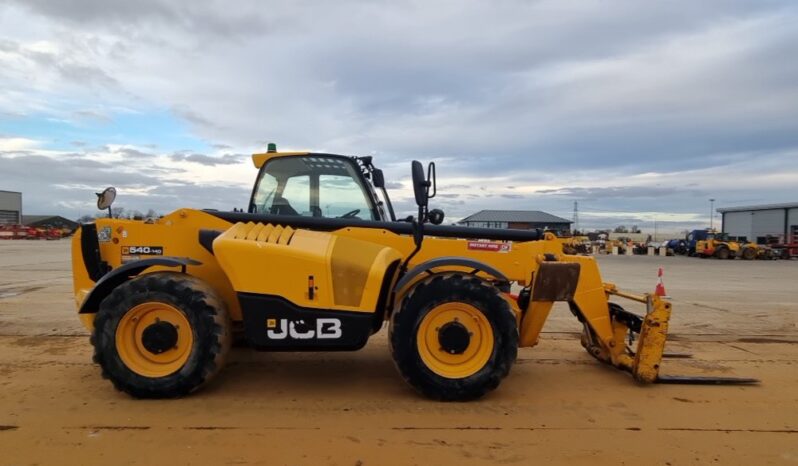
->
[141,320,179,354]
[438,321,471,355]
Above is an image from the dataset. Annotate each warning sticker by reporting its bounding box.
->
[97,226,112,243]
[467,241,511,253]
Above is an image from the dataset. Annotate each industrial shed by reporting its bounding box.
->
[22,215,79,231]
[458,210,572,234]
[718,202,798,243]
[0,190,22,224]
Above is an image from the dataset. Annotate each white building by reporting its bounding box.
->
[0,190,22,224]
[718,202,798,243]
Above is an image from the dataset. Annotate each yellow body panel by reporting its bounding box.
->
[71,209,243,327]
[212,222,401,312]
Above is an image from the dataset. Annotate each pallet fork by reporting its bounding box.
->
[585,285,759,385]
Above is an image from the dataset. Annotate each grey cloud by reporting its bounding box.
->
[1,152,159,216]
[3,39,118,90]
[115,148,156,159]
[58,63,117,88]
[0,151,244,217]
[170,152,243,166]
[14,0,271,39]
[145,183,251,211]
[173,106,220,130]
[1,153,155,186]
[535,186,702,199]
[73,110,112,122]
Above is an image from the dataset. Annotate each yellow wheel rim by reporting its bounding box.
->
[416,302,494,379]
[115,302,194,378]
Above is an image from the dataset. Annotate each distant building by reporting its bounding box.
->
[458,209,572,234]
[0,190,22,224]
[22,215,79,231]
[718,202,798,243]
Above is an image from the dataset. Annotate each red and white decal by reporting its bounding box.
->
[467,241,511,253]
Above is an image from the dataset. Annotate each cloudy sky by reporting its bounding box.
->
[1,0,797,232]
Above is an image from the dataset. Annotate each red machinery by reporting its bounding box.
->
[767,226,798,260]
[0,224,30,239]
[0,225,70,240]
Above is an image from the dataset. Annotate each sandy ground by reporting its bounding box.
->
[0,240,796,465]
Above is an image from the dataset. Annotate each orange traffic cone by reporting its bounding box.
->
[654,267,669,298]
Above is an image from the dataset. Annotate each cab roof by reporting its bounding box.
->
[251,151,310,168]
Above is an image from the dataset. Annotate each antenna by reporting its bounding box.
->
[572,201,579,234]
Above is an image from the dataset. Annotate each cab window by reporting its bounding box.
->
[319,174,373,220]
[250,155,376,220]
[280,176,310,216]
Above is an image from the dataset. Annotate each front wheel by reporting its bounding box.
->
[92,272,231,398]
[390,274,518,401]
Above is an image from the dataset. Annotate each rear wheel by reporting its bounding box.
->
[92,272,231,398]
[741,247,756,260]
[390,274,518,401]
[715,247,730,260]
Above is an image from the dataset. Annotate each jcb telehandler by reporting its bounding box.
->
[695,231,756,259]
[72,145,756,400]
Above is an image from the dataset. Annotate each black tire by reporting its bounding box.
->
[741,247,756,260]
[715,247,730,260]
[92,272,231,398]
[390,274,518,401]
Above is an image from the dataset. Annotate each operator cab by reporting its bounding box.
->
[248,144,455,226]
[248,146,395,222]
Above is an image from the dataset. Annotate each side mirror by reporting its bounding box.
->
[372,169,385,189]
[96,187,117,211]
[411,160,428,207]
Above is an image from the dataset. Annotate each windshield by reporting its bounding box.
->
[250,155,377,220]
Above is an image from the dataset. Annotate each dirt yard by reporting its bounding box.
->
[0,240,796,465]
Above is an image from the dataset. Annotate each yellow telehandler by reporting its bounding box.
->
[72,145,756,400]
[695,232,742,259]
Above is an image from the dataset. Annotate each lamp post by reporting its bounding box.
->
[709,198,715,230]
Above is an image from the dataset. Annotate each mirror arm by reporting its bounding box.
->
[426,162,436,199]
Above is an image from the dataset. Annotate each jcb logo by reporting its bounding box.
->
[266,318,342,340]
